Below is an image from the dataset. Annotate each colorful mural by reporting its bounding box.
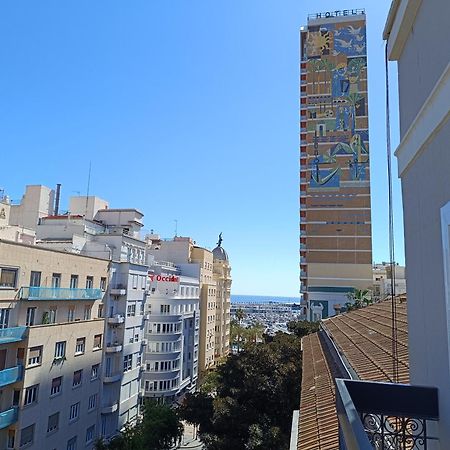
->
[304,20,369,189]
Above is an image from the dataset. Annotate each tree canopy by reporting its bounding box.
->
[179,333,302,450]
[95,400,183,450]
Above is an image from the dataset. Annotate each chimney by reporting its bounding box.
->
[54,184,61,215]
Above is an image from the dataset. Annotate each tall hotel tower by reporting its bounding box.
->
[299,9,372,321]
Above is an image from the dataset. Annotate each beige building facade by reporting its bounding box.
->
[0,239,108,450]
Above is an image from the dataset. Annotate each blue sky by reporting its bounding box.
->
[0,1,402,297]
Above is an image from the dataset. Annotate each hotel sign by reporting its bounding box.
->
[309,9,365,19]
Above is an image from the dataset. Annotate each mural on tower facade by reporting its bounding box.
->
[303,19,369,189]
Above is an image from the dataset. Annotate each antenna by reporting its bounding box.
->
[174,219,178,237]
[85,161,92,217]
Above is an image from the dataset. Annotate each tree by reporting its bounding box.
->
[95,401,183,450]
[287,320,320,338]
[179,333,302,450]
[345,288,372,311]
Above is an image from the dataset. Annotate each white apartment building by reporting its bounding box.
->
[35,197,147,439]
[0,239,108,450]
[142,258,200,402]
[373,262,407,301]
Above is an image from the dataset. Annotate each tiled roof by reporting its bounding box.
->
[297,297,408,450]
[297,333,339,450]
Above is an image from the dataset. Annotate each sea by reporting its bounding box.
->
[231,294,300,304]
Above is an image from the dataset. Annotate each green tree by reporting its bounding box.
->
[287,320,320,338]
[179,333,302,450]
[94,401,183,450]
[345,288,372,311]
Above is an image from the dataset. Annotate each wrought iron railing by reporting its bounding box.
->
[19,286,103,300]
[336,379,439,450]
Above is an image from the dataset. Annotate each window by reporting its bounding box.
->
[85,425,95,444]
[127,304,136,317]
[75,338,85,355]
[0,267,17,288]
[19,425,34,447]
[48,307,57,324]
[123,355,132,372]
[100,277,107,291]
[25,307,36,326]
[160,305,170,314]
[93,334,102,350]
[91,364,99,380]
[88,394,97,411]
[67,306,75,322]
[69,402,80,421]
[24,384,38,406]
[134,333,139,342]
[137,355,141,367]
[70,275,78,289]
[132,274,138,289]
[51,273,61,288]
[27,346,42,366]
[97,304,104,318]
[29,271,41,287]
[0,308,10,329]
[67,436,77,450]
[50,377,62,396]
[83,305,91,320]
[54,341,66,359]
[86,276,93,289]
[72,370,82,388]
[7,429,15,448]
[47,412,59,433]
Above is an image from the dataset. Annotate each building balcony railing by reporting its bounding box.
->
[0,366,23,388]
[300,270,307,278]
[105,343,123,353]
[0,407,18,430]
[19,287,102,301]
[103,372,122,383]
[101,401,119,415]
[0,327,27,344]
[336,378,439,450]
[300,285,307,293]
[107,314,125,324]
[300,152,308,157]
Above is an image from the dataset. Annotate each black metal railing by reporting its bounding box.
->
[336,379,439,450]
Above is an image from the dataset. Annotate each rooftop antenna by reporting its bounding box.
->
[174,219,178,237]
[85,161,92,217]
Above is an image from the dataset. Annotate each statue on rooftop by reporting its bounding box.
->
[217,232,223,247]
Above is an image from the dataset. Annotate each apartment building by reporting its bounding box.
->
[0,239,107,450]
[146,235,231,374]
[36,197,147,438]
[0,186,55,245]
[372,262,406,301]
[142,258,199,402]
[299,10,373,320]
[212,237,231,360]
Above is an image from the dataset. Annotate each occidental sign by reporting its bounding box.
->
[148,274,179,282]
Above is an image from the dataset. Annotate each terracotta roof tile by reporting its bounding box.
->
[297,297,409,449]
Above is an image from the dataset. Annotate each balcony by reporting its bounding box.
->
[0,327,27,344]
[105,343,123,353]
[110,285,127,296]
[336,378,439,450]
[20,287,102,301]
[300,270,307,278]
[300,152,308,157]
[0,366,23,388]
[103,373,122,383]
[300,285,307,293]
[0,407,18,429]
[107,314,125,324]
[101,401,119,414]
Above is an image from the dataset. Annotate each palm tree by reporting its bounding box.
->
[346,289,372,311]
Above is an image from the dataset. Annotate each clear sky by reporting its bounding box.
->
[0,0,403,297]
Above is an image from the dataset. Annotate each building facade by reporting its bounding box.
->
[384,0,450,445]
[299,10,373,321]
[142,259,199,402]
[0,239,108,450]
[35,198,147,438]
[212,238,232,360]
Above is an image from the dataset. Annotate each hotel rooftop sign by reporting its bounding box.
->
[308,9,365,20]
